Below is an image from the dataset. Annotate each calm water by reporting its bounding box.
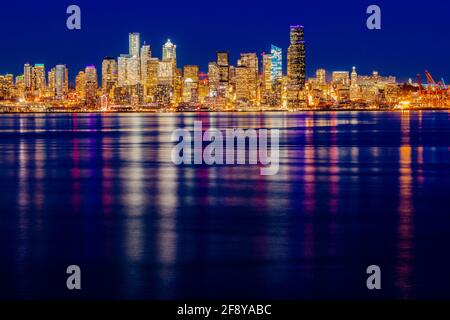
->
[1,111,450,300]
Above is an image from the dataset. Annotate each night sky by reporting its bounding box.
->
[0,0,449,82]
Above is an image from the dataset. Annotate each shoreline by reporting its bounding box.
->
[0,108,449,114]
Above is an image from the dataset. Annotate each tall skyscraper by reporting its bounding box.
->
[235,66,252,101]
[102,57,118,96]
[33,64,46,98]
[144,58,159,102]
[270,45,282,83]
[55,64,68,99]
[76,71,86,100]
[262,53,272,91]
[24,63,32,91]
[117,54,139,86]
[208,62,220,97]
[48,68,56,96]
[237,53,258,102]
[287,25,306,89]
[85,65,98,105]
[140,45,151,84]
[162,39,177,63]
[129,32,141,58]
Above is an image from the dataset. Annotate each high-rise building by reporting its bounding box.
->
[117,54,139,86]
[140,45,151,85]
[316,69,326,85]
[15,75,25,99]
[129,32,141,58]
[162,39,177,63]
[184,65,199,84]
[48,68,56,97]
[85,65,98,105]
[183,65,199,103]
[102,57,118,96]
[235,66,252,101]
[76,71,86,100]
[55,64,68,99]
[144,58,159,102]
[118,55,128,86]
[351,66,358,86]
[287,25,306,89]
[0,74,14,100]
[262,53,272,92]
[32,64,46,98]
[238,53,258,102]
[270,45,282,84]
[24,63,32,91]
[158,60,175,85]
[208,62,220,97]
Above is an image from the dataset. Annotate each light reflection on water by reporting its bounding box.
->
[1,112,450,299]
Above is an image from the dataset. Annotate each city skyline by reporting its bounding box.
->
[0,25,446,112]
[1,0,449,81]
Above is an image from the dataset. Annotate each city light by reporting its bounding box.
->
[0,27,448,113]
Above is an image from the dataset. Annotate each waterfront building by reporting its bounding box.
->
[129,32,141,58]
[140,45,151,85]
[162,39,177,63]
[102,57,118,98]
[85,65,98,105]
[287,25,306,89]
[55,64,68,100]
[75,71,86,100]
[237,53,258,103]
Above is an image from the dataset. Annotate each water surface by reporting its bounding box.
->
[1,111,450,299]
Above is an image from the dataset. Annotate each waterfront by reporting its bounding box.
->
[1,111,450,299]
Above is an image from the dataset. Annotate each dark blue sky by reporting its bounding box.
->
[1,0,449,82]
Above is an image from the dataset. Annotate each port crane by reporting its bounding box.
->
[416,71,449,107]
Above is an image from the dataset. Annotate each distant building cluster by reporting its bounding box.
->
[0,26,440,112]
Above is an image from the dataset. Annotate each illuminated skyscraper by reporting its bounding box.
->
[117,54,139,86]
[184,65,199,84]
[183,65,199,103]
[351,66,358,86]
[48,68,56,96]
[102,57,118,96]
[235,66,252,101]
[287,25,306,89]
[350,66,360,101]
[270,45,282,83]
[316,69,326,85]
[24,63,32,91]
[0,74,14,100]
[15,75,25,99]
[144,57,159,102]
[33,64,46,98]
[85,65,98,105]
[140,45,151,84]
[237,53,258,102]
[262,53,272,91]
[208,62,220,97]
[158,60,175,85]
[55,64,68,99]
[118,55,128,86]
[162,39,177,63]
[76,71,86,100]
[129,32,141,58]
